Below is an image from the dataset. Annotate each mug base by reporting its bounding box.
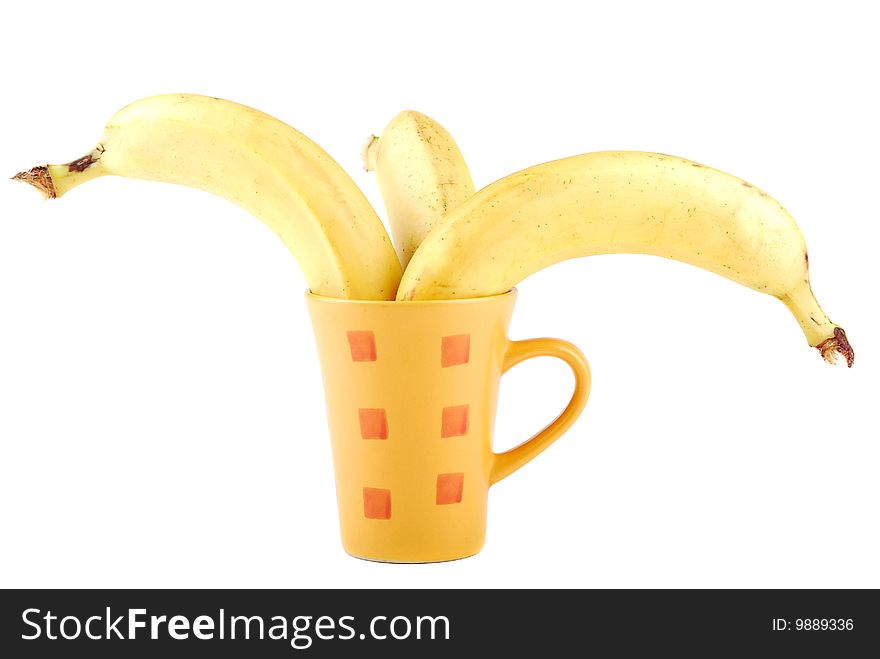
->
[345,549,482,564]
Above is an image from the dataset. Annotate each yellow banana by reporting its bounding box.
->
[14,94,402,300]
[398,151,853,366]
[363,110,475,267]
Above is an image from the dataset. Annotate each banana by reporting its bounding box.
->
[13,94,402,300]
[363,110,475,267]
[398,151,853,366]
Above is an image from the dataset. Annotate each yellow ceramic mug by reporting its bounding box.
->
[306,289,590,563]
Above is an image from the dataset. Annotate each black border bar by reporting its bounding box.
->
[1,589,876,657]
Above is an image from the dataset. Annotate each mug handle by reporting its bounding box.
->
[490,338,591,485]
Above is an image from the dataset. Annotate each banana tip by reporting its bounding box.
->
[816,327,854,367]
[12,166,55,199]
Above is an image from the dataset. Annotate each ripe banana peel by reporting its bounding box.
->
[363,110,475,267]
[397,151,853,367]
[13,94,402,300]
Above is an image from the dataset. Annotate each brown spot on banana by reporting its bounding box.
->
[66,153,97,172]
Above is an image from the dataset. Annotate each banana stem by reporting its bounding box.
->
[361,135,379,171]
[13,147,106,200]
[780,284,854,367]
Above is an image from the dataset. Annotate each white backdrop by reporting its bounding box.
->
[0,0,876,588]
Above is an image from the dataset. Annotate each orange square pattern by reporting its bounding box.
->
[363,487,391,519]
[358,408,388,440]
[347,331,377,362]
[436,473,464,505]
[441,334,470,367]
[441,405,469,437]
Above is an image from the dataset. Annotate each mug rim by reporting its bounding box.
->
[305,288,517,307]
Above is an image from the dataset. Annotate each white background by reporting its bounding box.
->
[0,0,876,588]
